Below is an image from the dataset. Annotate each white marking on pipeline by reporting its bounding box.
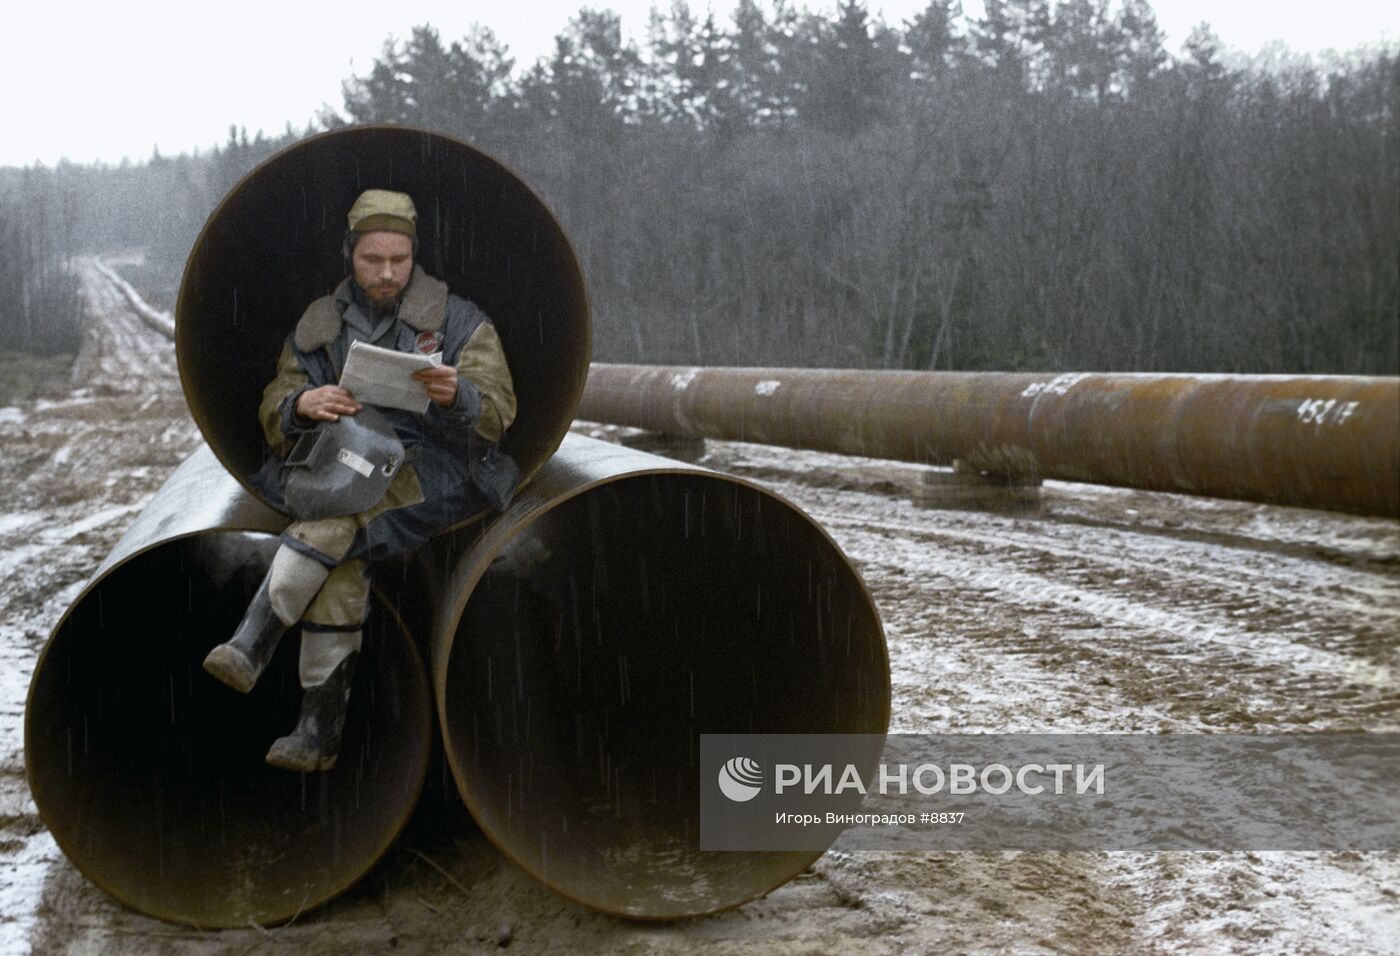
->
[337,448,374,478]
[670,369,700,391]
[1297,398,1360,428]
[755,380,782,396]
[1021,373,1090,398]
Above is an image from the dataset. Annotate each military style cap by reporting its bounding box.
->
[347,189,417,237]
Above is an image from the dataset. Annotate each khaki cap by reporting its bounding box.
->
[347,189,417,236]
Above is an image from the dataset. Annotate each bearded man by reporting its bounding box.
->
[203,188,518,772]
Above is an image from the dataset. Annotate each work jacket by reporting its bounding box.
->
[255,265,520,513]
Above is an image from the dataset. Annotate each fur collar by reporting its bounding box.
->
[293,265,448,352]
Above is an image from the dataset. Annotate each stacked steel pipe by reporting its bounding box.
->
[24,126,890,926]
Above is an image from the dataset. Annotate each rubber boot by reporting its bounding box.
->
[203,546,329,693]
[265,644,360,772]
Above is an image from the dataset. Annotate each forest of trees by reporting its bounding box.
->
[0,168,84,355]
[2,0,1396,374]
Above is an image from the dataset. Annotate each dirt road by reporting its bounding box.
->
[0,260,1396,953]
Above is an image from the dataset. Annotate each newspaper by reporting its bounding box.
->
[339,340,442,413]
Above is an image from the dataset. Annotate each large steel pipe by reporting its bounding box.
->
[427,434,889,918]
[579,365,1400,518]
[25,448,433,927]
[177,125,590,510]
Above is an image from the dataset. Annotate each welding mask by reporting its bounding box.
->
[283,405,405,521]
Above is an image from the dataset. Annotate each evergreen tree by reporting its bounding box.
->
[1116,0,1167,97]
[907,0,962,85]
[802,1,903,135]
[1045,0,1122,99]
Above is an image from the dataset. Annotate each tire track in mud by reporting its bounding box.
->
[704,446,1400,733]
[71,256,178,388]
[824,508,1398,684]
[842,504,1398,624]
[0,258,199,954]
[693,442,1400,953]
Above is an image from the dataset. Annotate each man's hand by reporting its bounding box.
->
[296,385,361,422]
[413,366,460,408]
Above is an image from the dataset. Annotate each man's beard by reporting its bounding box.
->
[366,287,401,318]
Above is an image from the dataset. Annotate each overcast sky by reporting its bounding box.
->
[7,0,1397,168]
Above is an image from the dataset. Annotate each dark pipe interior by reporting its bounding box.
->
[25,532,431,927]
[177,125,590,508]
[442,474,889,918]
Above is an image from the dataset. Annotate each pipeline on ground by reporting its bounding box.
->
[578,364,1400,518]
[29,124,891,927]
[24,447,433,927]
[27,436,889,925]
[417,433,889,919]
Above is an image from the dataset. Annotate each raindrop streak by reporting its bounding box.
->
[514,627,524,700]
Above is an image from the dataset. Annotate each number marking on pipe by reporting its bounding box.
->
[1021,373,1090,398]
[1296,399,1360,428]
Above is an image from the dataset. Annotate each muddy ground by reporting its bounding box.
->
[0,258,1396,954]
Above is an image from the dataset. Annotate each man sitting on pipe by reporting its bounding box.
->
[203,188,518,772]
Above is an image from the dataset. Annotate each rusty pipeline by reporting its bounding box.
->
[24,447,433,927]
[579,365,1400,518]
[423,434,890,919]
[176,124,590,511]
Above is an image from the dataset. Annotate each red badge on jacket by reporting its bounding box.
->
[415,331,442,354]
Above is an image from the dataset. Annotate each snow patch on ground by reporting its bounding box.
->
[37,504,138,544]
[0,514,42,537]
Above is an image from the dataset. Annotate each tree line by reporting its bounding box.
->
[0,169,83,355]
[4,0,1396,374]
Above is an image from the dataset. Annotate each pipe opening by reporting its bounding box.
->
[441,472,889,918]
[177,125,590,509]
[26,532,431,927]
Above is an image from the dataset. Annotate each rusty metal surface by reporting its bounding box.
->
[422,433,890,919]
[176,124,591,512]
[93,444,287,578]
[579,365,1400,517]
[25,449,432,927]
